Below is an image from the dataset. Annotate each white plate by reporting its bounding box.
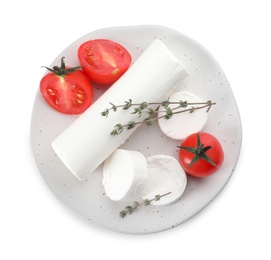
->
[30,25,242,234]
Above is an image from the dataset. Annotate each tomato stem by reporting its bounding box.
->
[42,57,82,76]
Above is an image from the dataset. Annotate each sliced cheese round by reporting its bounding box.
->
[158,91,208,140]
[102,149,148,201]
[141,155,187,206]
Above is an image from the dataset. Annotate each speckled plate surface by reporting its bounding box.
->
[30,25,242,234]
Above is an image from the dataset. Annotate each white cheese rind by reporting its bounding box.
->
[141,155,187,206]
[158,91,208,140]
[52,39,188,180]
[102,149,148,201]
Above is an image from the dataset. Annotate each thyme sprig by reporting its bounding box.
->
[119,192,172,218]
[101,99,216,136]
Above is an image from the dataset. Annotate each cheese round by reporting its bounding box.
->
[102,149,148,201]
[158,91,208,140]
[141,155,187,206]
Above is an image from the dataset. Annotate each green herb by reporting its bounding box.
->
[42,57,82,76]
[119,192,171,218]
[101,99,216,136]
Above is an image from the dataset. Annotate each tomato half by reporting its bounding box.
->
[78,39,132,84]
[178,132,224,178]
[40,57,93,115]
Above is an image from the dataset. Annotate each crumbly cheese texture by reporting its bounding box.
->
[158,91,208,140]
[141,155,187,206]
[102,149,148,201]
[52,39,188,180]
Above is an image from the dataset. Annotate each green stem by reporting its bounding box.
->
[42,57,82,76]
[119,192,172,218]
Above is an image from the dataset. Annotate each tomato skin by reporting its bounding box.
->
[179,132,224,178]
[40,68,93,115]
[77,39,132,84]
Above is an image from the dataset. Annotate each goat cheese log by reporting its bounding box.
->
[52,39,188,180]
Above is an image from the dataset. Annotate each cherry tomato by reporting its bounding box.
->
[178,132,224,178]
[78,39,132,84]
[40,57,93,115]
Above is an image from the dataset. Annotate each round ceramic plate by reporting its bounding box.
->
[31,25,242,234]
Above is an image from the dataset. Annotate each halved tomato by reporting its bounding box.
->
[40,57,93,115]
[78,39,132,84]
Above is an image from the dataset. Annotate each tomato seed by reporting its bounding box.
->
[48,88,56,95]
[76,93,84,99]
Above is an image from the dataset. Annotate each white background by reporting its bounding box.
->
[1,0,270,259]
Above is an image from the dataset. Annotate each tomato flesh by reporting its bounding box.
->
[78,39,132,84]
[179,132,224,178]
[40,69,93,115]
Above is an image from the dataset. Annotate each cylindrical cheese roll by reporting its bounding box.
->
[52,39,188,180]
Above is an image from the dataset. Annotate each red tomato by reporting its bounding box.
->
[77,39,132,84]
[178,132,224,178]
[40,57,93,115]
